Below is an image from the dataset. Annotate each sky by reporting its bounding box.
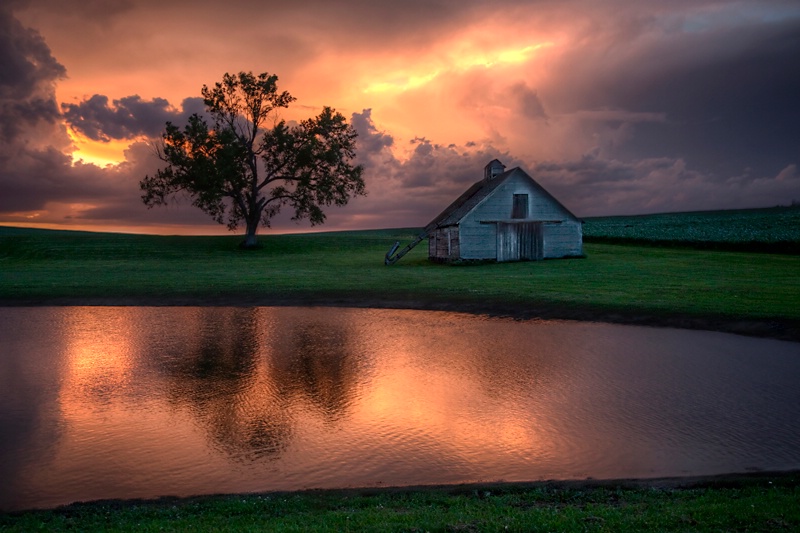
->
[1,0,799,235]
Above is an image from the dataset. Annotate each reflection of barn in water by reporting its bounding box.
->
[386,160,583,264]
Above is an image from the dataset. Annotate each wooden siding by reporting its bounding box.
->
[426,166,582,262]
[459,171,578,260]
[542,221,583,258]
[449,228,460,259]
[458,222,496,259]
[429,227,460,261]
[496,222,543,262]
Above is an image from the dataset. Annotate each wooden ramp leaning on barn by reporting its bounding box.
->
[384,236,420,265]
[383,163,501,265]
[384,230,430,265]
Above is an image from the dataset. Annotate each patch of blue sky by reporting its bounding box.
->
[674,3,800,34]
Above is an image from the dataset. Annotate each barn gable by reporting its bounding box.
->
[426,161,583,262]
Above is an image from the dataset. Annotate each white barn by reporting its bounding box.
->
[426,160,583,262]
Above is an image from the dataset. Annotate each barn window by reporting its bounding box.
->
[512,194,528,219]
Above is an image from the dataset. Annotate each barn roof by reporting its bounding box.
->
[424,166,579,233]
[424,169,514,232]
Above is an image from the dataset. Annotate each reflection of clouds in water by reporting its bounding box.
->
[59,307,140,408]
[0,309,67,508]
[274,319,361,422]
[338,311,576,472]
[0,308,606,509]
[150,308,365,461]
[153,308,289,462]
[402,314,574,397]
[2,307,799,511]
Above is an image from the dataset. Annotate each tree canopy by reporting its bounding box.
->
[140,71,365,247]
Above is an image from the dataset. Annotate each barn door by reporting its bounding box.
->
[496,222,543,262]
[519,222,543,261]
[496,222,517,262]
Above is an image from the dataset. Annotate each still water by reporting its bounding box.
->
[1,306,799,511]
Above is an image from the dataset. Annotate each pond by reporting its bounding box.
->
[1,306,799,511]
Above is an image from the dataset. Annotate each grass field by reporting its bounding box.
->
[1,223,799,337]
[583,205,800,253]
[2,474,798,532]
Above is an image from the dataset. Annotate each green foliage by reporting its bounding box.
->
[584,206,800,253]
[140,71,365,246]
[141,119,247,227]
[262,106,365,225]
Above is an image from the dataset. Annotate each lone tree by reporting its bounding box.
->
[140,71,365,248]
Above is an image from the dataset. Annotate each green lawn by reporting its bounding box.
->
[1,226,798,326]
[2,474,798,532]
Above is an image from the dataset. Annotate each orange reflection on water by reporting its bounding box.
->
[4,306,800,512]
[60,307,136,400]
[47,307,572,492]
[39,308,225,504]
[328,313,564,479]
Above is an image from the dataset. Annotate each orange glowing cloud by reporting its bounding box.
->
[66,129,133,167]
[2,1,799,235]
[362,42,554,95]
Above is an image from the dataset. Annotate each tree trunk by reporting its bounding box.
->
[240,160,262,249]
[240,218,261,249]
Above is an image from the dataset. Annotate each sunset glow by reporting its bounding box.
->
[364,41,553,94]
[363,70,442,94]
[67,129,131,167]
[454,41,554,69]
[1,1,798,234]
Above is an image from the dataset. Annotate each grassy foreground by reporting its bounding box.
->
[1,226,799,529]
[1,225,799,339]
[2,474,798,532]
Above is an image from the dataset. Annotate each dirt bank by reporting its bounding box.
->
[3,294,799,342]
[24,470,800,514]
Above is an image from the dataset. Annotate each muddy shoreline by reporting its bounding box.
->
[10,470,799,514]
[3,294,799,342]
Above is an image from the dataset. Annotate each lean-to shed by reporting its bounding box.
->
[425,160,583,262]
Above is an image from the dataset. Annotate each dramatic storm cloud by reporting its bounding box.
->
[0,4,72,213]
[1,0,799,233]
[62,95,205,142]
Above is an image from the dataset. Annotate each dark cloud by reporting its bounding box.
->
[343,109,525,229]
[351,109,509,193]
[0,6,64,99]
[543,12,800,179]
[623,20,800,177]
[509,83,548,121]
[0,97,62,143]
[0,147,73,212]
[0,9,218,230]
[533,153,800,217]
[350,108,393,153]
[0,5,73,213]
[535,151,639,187]
[0,6,65,142]
[62,95,205,142]
[4,1,800,233]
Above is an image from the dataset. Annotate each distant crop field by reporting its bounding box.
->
[582,206,800,253]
